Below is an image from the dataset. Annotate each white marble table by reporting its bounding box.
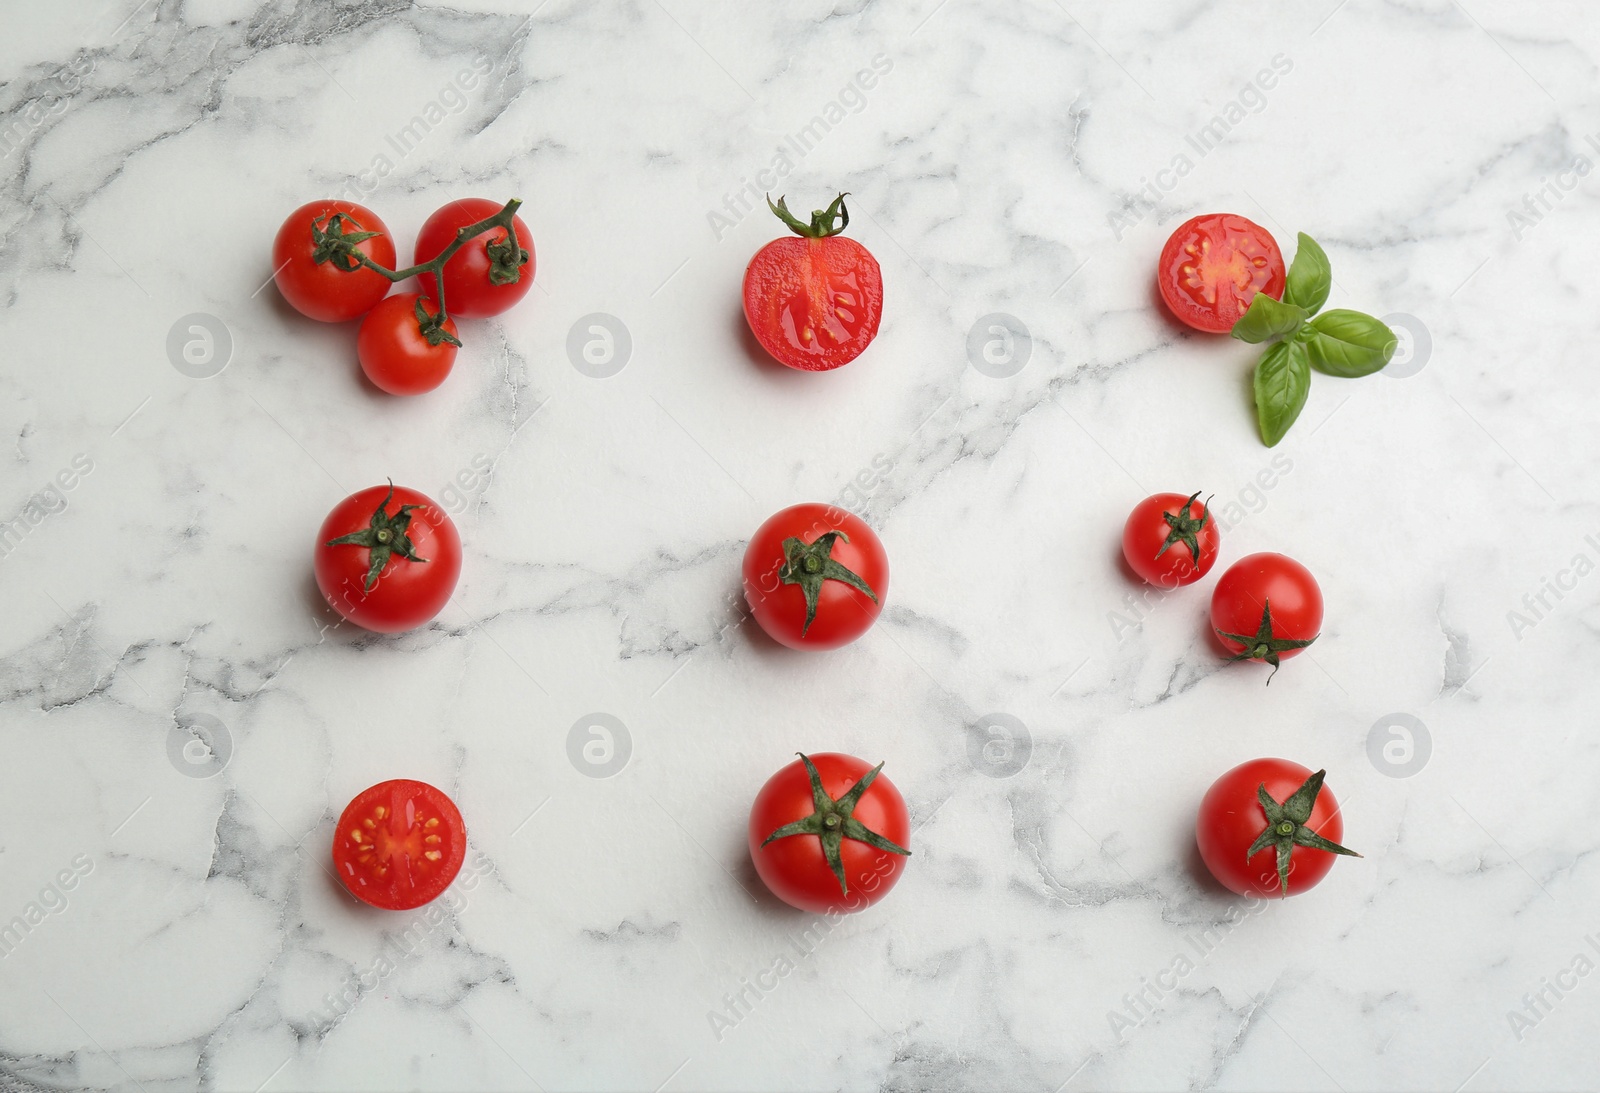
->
[1,1,1595,1090]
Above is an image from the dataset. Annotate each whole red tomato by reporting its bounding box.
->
[1196,759,1359,898]
[1122,491,1219,587]
[332,779,467,910]
[748,752,910,913]
[743,194,883,371]
[1157,213,1285,334]
[1210,552,1322,679]
[357,293,459,396]
[314,483,462,633]
[273,199,397,322]
[414,197,535,319]
[742,503,887,650]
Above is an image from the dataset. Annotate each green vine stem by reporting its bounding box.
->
[309,198,528,346]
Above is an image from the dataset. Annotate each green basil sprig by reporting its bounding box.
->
[1231,233,1397,446]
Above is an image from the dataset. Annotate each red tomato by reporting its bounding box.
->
[1196,759,1358,898]
[357,293,459,396]
[314,483,462,634]
[273,200,397,323]
[414,197,535,319]
[1121,491,1219,587]
[332,779,467,910]
[1157,213,1285,333]
[1210,552,1322,678]
[748,752,910,913]
[743,194,883,371]
[742,503,887,650]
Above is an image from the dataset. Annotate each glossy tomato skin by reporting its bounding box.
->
[273,200,397,322]
[314,485,462,634]
[748,753,910,913]
[742,504,888,650]
[1197,759,1345,897]
[743,236,883,371]
[1157,213,1286,334]
[1210,552,1322,659]
[357,293,459,396]
[1121,493,1220,587]
[414,198,535,319]
[332,779,466,910]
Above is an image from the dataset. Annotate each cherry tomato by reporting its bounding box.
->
[332,779,466,910]
[357,293,459,396]
[272,200,397,323]
[314,483,462,634]
[742,503,887,650]
[1121,491,1219,587]
[414,197,535,319]
[1210,552,1322,678]
[1157,213,1285,334]
[1196,759,1358,898]
[748,752,910,913]
[743,194,883,371]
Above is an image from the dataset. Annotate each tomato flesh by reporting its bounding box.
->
[273,200,396,323]
[743,237,883,370]
[1196,759,1345,897]
[748,753,909,913]
[333,780,466,910]
[1157,213,1285,333]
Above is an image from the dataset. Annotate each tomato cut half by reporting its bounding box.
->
[1157,213,1285,333]
[332,780,466,910]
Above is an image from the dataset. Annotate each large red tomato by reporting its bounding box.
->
[1157,213,1285,333]
[748,752,910,913]
[742,503,887,650]
[332,779,466,910]
[1196,759,1359,898]
[273,199,397,322]
[414,197,535,319]
[743,194,883,371]
[1121,491,1219,587]
[314,483,462,634]
[1210,552,1322,679]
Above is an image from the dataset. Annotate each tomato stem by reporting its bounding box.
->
[1246,769,1360,896]
[310,199,529,342]
[761,753,909,897]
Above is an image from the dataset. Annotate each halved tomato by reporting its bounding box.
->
[332,779,466,910]
[1157,213,1285,333]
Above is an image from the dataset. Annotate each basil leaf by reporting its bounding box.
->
[1254,340,1311,447]
[1231,292,1309,345]
[1282,233,1331,315]
[1304,309,1397,377]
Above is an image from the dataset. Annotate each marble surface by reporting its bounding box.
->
[1,1,1597,1090]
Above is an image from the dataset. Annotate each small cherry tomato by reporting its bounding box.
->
[357,293,460,396]
[332,779,466,910]
[1210,552,1322,680]
[743,194,883,371]
[742,503,887,650]
[748,752,910,913]
[414,197,535,319]
[1158,213,1285,333]
[1196,759,1359,898]
[273,199,397,322]
[314,483,462,634]
[1122,491,1219,587]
